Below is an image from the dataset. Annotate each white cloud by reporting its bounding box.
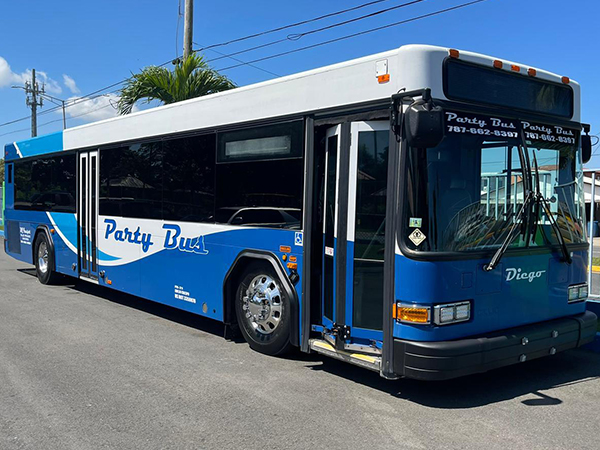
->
[60,93,138,123]
[0,56,27,87]
[63,74,80,94]
[0,56,62,94]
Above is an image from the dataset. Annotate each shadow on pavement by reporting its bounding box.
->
[62,277,246,343]
[19,268,600,408]
[306,348,600,408]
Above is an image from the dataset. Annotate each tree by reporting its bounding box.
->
[0,159,4,184]
[117,54,235,115]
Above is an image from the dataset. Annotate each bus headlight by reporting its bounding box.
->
[568,283,588,302]
[433,301,471,326]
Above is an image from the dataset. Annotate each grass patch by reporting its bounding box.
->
[593,257,600,267]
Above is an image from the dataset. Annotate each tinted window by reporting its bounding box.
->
[215,121,304,228]
[100,135,216,221]
[163,134,215,222]
[215,160,303,228]
[445,59,573,118]
[100,142,163,219]
[14,154,76,213]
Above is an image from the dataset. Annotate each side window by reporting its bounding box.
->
[14,154,76,213]
[14,160,34,210]
[163,134,216,222]
[100,142,163,219]
[215,121,304,228]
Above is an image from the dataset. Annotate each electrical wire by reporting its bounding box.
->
[201,45,281,78]
[198,0,425,64]
[215,0,488,72]
[195,0,394,52]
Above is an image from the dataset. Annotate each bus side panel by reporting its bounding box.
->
[47,212,79,277]
[95,216,303,326]
[4,210,78,278]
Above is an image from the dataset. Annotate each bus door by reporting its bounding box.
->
[322,121,389,347]
[78,151,99,280]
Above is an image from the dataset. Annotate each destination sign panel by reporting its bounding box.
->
[445,111,578,147]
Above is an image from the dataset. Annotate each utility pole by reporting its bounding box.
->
[24,69,44,137]
[183,0,194,59]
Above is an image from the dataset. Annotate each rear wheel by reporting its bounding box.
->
[235,264,292,356]
[34,233,61,285]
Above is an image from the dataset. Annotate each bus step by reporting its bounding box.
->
[309,339,381,373]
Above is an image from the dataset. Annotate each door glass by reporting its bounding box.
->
[80,156,87,271]
[352,130,388,330]
[323,134,338,320]
[91,155,98,273]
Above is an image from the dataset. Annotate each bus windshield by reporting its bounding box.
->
[403,111,586,253]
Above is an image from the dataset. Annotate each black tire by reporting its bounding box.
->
[235,263,292,356]
[34,233,61,285]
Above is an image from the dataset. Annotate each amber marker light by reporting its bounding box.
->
[377,74,390,84]
[562,76,570,84]
[511,65,520,72]
[527,68,537,77]
[449,49,460,59]
[397,303,431,324]
[493,60,503,69]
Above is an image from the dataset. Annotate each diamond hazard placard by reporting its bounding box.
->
[409,228,426,246]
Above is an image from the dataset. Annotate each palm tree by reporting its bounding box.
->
[117,54,235,115]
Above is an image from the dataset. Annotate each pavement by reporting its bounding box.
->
[1,251,600,450]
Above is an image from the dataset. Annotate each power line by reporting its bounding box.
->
[215,0,489,72]
[199,0,426,64]
[201,45,281,78]
[0,103,116,139]
[195,0,395,53]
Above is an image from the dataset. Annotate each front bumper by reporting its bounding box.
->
[393,311,597,381]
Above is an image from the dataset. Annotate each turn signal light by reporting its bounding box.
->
[397,303,430,324]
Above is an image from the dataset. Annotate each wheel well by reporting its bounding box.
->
[32,226,55,269]
[223,252,299,347]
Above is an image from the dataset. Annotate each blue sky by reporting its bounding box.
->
[1,0,599,162]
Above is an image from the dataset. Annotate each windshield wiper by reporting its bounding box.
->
[484,191,534,272]
[527,141,573,265]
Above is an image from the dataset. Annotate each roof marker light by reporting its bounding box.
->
[528,68,537,77]
[449,49,460,59]
[511,65,520,72]
[562,76,570,84]
[493,60,503,69]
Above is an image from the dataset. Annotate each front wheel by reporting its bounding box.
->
[235,264,292,356]
[34,233,61,285]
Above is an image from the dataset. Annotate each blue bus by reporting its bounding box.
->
[3,45,597,380]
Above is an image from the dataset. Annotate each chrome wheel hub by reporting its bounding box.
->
[242,275,282,335]
[38,242,49,274]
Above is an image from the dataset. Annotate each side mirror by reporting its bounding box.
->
[404,101,445,148]
[582,134,592,164]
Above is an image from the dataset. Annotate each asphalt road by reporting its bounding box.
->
[1,250,600,450]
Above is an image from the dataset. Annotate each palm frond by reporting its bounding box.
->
[117,54,235,115]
